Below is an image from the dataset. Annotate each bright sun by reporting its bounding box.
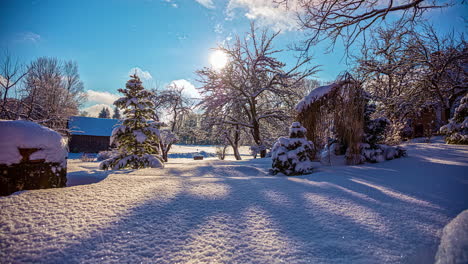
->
[210,50,228,70]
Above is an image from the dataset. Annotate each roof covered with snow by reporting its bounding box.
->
[68,116,120,137]
[295,83,340,113]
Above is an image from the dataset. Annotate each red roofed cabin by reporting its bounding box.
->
[68,116,119,153]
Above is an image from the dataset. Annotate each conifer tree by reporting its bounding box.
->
[271,122,315,175]
[100,74,163,170]
[112,106,121,119]
[98,107,111,118]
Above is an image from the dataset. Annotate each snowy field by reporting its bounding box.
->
[1,140,467,263]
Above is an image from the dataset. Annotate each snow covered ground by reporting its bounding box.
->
[1,140,467,263]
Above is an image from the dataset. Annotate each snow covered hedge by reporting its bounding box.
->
[271,122,315,176]
[0,120,68,195]
[440,93,468,145]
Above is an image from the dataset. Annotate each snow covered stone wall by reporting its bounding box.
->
[0,120,68,195]
[271,122,315,176]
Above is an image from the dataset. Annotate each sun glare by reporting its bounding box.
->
[210,50,228,70]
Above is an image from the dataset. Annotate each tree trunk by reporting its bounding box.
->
[232,145,242,160]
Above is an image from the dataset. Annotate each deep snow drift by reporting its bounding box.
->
[1,140,467,263]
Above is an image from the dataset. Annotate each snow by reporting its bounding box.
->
[1,140,467,263]
[0,120,68,166]
[69,116,120,136]
[434,210,468,264]
[295,83,339,112]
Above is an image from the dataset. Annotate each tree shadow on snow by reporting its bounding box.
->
[23,145,468,263]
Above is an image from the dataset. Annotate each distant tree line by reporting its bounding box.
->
[0,53,86,133]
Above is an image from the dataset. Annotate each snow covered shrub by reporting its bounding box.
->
[363,103,390,147]
[250,145,267,159]
[96,150,118,161]
[100,75,164,170]
[271,122,315,176]
[0,120,68,195]
[440,93,468,145]
[360,144,406,163]
[216,145,228,160]
[80,153,95,162]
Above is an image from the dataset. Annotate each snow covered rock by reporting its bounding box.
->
[0,120,67,195]
[434,210,468,264]
[271,122,315,176]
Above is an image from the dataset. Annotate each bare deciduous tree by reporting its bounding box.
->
[152,84,193,161]
[21,57,86,132]
[278,0,453,52]
[197,23,318,158]
[0,51,29,119]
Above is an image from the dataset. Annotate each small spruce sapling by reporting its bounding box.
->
[271,122,315,175]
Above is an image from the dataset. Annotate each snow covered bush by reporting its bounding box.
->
[360,144,406,163]
[96,150,118,161]
[100,75,164,170]
[0,120,68,195]
[80,153,95,162]
[271,122,315,176]
[440,93,468,145]
[363,102,390,147]
[216,145,228,160]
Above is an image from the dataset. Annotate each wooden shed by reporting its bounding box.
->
[68,116,119,153]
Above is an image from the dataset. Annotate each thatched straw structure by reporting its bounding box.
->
[296,73,367,165]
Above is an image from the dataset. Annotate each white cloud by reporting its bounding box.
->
[86,90,120,105]
[82,104,115,118]
[227,0,300,31]
[16,32,41,43]
[168,79,200,99]
[128,67,153,81]
[195,0,215,9]
[214,23,224,34]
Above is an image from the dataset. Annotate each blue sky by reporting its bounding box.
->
[1,0,467,116]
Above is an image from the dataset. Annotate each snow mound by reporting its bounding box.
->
[435,210,468,264]
[0,120,67,166]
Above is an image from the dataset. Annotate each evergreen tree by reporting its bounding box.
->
[100,74,163,170]
[98,107,111,118]
[112,106,121,119]
[440,93,468,145]
[271,122,315,175]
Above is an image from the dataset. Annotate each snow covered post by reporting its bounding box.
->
[0,120,68,196]
[271,122,315,176]
[99,75,164,170]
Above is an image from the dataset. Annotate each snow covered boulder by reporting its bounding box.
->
[271,122,315,176]
[434,210,468,264]
[0,120,68,196]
